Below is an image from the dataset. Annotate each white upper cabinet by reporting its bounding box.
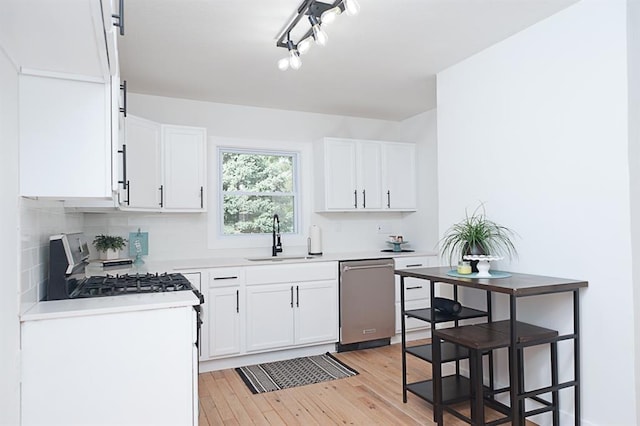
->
[122,115,207,212]
[382,142,417,210]
[10,0,124,199]
[162,125,207,211]
[358,141,383,209]
[316,139,358,209]
[314,138,417,212]
[123,115,162,209]
[19,75,112,198]
[2,0,120,80]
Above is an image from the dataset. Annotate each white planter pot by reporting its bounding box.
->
[100,249,119,260]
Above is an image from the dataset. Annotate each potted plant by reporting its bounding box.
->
[439,204,517,271]
[93,235,127,260]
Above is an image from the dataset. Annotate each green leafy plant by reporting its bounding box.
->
[439,204,518,267]
[93,235,127,252]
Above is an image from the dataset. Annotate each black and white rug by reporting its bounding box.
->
[236,352,359,394]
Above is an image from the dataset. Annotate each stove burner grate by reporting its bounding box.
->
[72,272,196,298]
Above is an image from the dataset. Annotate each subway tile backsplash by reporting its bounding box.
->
[20,198,83,313]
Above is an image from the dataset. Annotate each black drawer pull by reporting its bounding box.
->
[213,276,238,280]
[406,264,423,268]
[406,286,423,290]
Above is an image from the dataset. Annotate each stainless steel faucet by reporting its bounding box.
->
[272,214,283,256]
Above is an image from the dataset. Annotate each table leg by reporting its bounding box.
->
[509,295,522,425]
[432,334,443,425]
[573,289,581,425]
[400,276,407,403]
[470,349,484,425]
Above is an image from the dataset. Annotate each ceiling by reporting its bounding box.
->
[119,0,578,121]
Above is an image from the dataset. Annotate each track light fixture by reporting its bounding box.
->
[275,0,360,71]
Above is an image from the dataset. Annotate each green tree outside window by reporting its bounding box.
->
[221,149,297,235]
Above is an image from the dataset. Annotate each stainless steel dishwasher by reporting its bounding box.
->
[338,258,395,352]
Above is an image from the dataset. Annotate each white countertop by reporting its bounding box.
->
[21,291,199,322]
[22,250,436,322]
[166,250,437,271]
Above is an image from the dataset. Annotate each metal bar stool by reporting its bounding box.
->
[432,320,559,425]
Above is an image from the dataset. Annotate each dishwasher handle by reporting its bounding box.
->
[342,263,394,272]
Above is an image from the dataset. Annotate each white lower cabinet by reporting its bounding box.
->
[394,256,436,333]
[21,306,197,425]
[244,262,339,354]
[295,280,338,345]
[208,286,242,358]
[245,279,338,353]
[246,283,296,352]
[201,267,244,360]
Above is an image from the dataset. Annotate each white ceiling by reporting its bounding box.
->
[119,0,578,121]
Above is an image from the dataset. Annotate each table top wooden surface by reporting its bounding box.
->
[395,266,588,297]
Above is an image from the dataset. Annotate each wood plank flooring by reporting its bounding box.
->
[198,341,534,425]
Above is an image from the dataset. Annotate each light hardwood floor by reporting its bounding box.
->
[198,341,529,425]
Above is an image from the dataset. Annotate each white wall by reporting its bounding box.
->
[84,95,439,261]
[627,0,640,421]
[20,199,83,309]
[437,0,634,424]
[0,45,21,426]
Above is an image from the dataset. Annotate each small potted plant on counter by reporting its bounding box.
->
[439,204,518,272]
[93,234,127,260]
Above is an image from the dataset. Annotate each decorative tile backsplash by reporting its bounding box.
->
[20,198,83,312]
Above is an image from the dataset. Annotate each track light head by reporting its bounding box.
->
[275,0,360,71]
[308,15,328,46]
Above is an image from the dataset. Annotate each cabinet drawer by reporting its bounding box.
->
[394,256,432,270]
[209,268,244,287]
[400,280,429,301]
[245,262,337,285]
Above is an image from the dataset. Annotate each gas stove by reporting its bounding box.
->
[71,272,200,299]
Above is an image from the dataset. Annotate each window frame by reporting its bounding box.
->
[217,147,301,238]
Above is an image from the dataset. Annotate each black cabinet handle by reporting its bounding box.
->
[119,80,127,117]
[406,286,423,290]
[117,144,127,189]
[362,190,366,208]
[159,185,164,207]
[200,186,204,208]
[387,190,391,208]
[112,0,125,36]
[290,286,294,308]
[406,264,423,268]
[213,276,238,281]
[296,285,299,307]
[236,290,239,313]
[354,190,357,208]
[124,180,130,205]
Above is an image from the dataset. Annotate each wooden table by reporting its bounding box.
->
[395,266,588,425]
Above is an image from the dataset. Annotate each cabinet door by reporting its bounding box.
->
[295,280,338,345]
[207,286,241,358]
[19,75,112,198]
[124,115,162,209]
[382,143,417,210]
[245,284,295,352]
[324,139,358,210]
[357,141,383,209]
[162,125,207,210]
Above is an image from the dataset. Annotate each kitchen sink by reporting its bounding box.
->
[246,255,318,262]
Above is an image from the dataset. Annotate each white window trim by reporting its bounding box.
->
[207,137,312,252]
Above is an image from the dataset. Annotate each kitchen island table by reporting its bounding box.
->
[395,266,588,425]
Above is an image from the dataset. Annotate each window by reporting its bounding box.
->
[219,148,298,235]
